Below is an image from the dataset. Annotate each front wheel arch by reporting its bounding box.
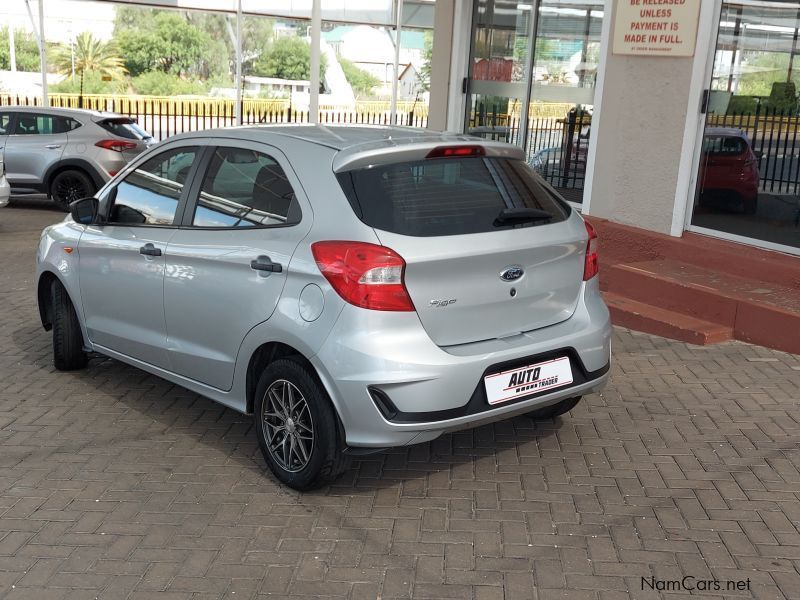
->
[37,271,60,331]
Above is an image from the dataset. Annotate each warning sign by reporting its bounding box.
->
[613,0,701,57]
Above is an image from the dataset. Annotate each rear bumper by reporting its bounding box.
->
[311,278,612,447]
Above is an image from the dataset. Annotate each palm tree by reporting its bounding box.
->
[53,32,126,105]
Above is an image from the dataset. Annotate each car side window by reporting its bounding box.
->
[0,113,10,135]
[13,114,72,135]
[191,147,298,228]
[107,146,198,226]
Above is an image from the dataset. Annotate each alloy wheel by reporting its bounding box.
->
[261,379,314,472]
[55,175,88,205]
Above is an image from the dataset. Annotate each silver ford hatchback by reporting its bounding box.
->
[36,125,611,490]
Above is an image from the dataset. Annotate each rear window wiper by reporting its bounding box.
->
[494,207,553,226]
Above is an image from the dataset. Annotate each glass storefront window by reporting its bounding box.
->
[467,0,536,148]
[465,0,603,204]
[692,1,800,252]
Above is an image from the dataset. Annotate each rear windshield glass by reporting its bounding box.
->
[337,157,570,237]
[98,118,151,140]
[703,135,747,156]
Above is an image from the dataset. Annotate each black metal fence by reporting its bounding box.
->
[0,94,429,142]
[467,102,591,193]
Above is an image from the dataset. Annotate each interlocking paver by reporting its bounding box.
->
[1,198,800,599]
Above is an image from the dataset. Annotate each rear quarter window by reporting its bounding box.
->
[98,119,150,140]
[337,157,570,237]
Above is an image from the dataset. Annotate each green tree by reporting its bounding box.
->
[183,12,274,76]
[114,6,272,80]
[737,52,794,98]
[419,31,432,92]
[254,37,326,82]
[51,32,126,99]
[0,27,41,72]
[115,10,214,78]
[339,58,379,98]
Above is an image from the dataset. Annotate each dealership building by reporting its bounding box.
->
[423,0,797,252]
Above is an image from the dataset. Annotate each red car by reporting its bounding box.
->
[697,127,760,214]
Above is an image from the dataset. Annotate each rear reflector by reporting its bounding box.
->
[311,241,415,311]
[583,220,599,281]
[95,139,137,152]
[425,145,486,159]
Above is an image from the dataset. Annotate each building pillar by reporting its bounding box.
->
[583,0,717,236]
[427,0,454,131]
[427,0,470,132]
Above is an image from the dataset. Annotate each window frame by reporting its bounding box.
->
[177,140,304,231]
[9,112,73,136]
[98,141,206,229]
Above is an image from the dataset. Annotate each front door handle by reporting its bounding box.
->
[139,243,162,257]
[250,255,282,273]
[45,144,62,150]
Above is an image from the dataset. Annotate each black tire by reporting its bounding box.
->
[527,396,582,420]
[254,358,347,490]
[51,281,88,371]
[50,169,95,212]
[743,198,757,215]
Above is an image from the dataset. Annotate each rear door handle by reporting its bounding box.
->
[250,255,282,273]
[139,243,162,257]
[45,144,62,149]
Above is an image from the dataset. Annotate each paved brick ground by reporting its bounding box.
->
[2,198,800,600]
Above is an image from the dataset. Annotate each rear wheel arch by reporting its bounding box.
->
[44,160,105,192]
[246,342,316,414]
[245,342,344,425]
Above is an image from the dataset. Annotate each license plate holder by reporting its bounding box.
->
[484,356,573,406]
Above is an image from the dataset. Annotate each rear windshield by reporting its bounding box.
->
[98,118,151,140]
[703,135,747,156]
[337,157,570,237]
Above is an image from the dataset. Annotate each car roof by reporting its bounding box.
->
[1,105,123,119]
[705,127,746,138]
[172,124,525,170]
[177,124,480,150]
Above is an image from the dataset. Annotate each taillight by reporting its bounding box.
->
[95,139,137,152]
[583,220,599,281]
[311,241,415,312]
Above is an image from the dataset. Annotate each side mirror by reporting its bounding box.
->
[70,197,99,225]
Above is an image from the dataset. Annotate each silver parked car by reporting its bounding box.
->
[0,106,153,210]
[36,126,612,490]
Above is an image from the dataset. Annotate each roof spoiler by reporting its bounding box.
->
[332,139,525,172]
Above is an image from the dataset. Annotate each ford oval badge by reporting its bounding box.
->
[500,265,524,282]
